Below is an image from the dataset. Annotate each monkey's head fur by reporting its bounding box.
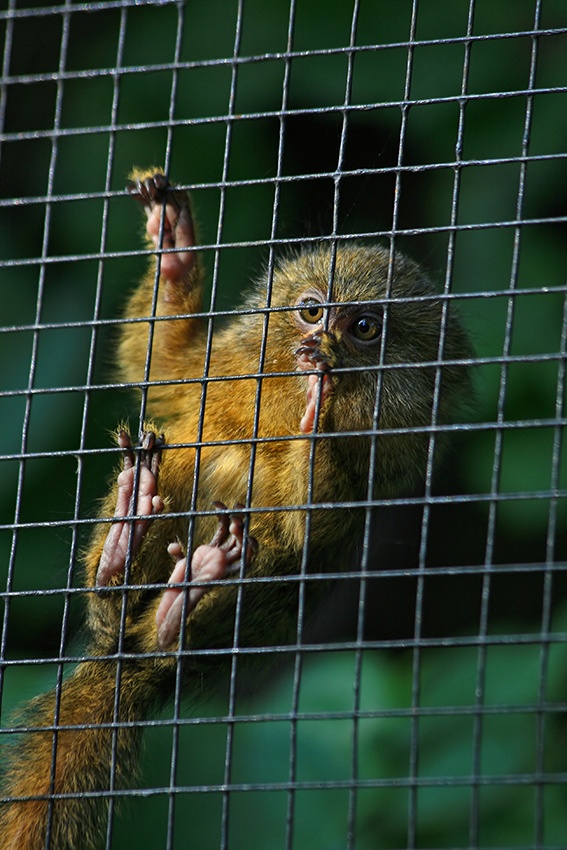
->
[247,242,472,496]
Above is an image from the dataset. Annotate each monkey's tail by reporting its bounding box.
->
[0,655,163,850]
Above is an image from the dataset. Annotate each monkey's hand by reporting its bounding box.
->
[156,505,257,649]
[117,170,204,404]
[96,428,165,587]
[296,330,341,434]
[128,170,196,284]
[91,431,257,651]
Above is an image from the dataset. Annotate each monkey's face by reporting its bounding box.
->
[291,288,385,435]
[259,244,470,485]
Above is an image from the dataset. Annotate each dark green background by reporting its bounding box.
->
[1,0,566,847]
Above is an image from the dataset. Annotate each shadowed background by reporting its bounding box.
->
[1,0,566,847]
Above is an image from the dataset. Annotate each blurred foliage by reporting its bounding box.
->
[0,0,566,846]
[4,612,566,848]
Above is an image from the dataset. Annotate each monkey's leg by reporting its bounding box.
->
[156,506,257,649]
[117,170,206,398]
[96,428,165,588]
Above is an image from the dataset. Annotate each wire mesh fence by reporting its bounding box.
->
[0,1,566,848]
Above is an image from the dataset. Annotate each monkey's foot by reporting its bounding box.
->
[155,504,257,649]
[295,331,337,434]
[127,171,196,283]
[96,430,165,587]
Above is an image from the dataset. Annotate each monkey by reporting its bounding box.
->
[0,169,472,849]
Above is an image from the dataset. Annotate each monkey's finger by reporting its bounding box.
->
[156,593,185,649]
[223,507,258,566]
[227,512,244,541]
[151,495,165,514]
[150,433,165,480]
[245,535,258,564]
[138,430,164,487]
[95,470,141,586]
[117,429,135,471]
[139,430,156,471]
[167,541,184,562]
[209,502,230,547]
[96,462,161,586]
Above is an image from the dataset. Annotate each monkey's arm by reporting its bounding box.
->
[117,170,206,408]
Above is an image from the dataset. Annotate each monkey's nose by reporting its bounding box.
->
[295,330,338,371]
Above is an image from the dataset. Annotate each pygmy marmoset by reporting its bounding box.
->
[0,170,471,849]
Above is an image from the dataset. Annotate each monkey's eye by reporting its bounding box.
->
[351,315,382,342]
[298,300,324,324]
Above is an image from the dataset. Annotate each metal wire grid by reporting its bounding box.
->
[0,0,566,848]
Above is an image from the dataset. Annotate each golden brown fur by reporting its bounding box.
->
[0,169,471,848]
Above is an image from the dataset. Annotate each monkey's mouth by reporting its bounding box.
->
[295,332,334,434]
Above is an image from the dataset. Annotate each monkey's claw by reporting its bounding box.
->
[127,171,186,231]
[118,428,165,480]
[127,172,171,208]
